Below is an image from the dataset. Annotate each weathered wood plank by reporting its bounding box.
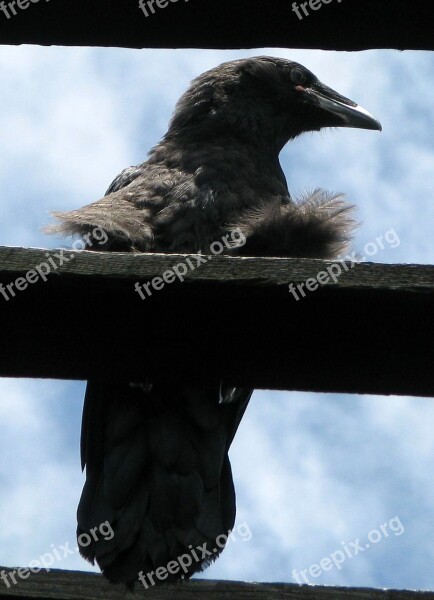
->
[0,568,434,600]
[0,0,433,51]
[0,246,433,397]
[0,246,433,290]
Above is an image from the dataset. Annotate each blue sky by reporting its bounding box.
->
[0,46,433,591]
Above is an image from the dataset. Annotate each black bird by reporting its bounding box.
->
[48,56,381,586]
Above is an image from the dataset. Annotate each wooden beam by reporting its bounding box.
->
[0,246,433,397]
[0,0,433,51]
[1,568,434,600]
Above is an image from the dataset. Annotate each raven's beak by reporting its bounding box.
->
[299,81,382,131]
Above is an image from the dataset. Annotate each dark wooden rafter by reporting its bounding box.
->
[1,568,434,600]
[0,246,433,397]
[0,0,433,50]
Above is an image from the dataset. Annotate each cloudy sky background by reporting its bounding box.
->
[0,43,433,591]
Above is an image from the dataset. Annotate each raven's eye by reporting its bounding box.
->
[290,67,306,86]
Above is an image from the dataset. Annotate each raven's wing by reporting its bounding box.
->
[105,165,145,195]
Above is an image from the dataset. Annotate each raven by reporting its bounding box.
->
[48,56,381,586]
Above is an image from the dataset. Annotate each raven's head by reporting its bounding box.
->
[168,56,381,152]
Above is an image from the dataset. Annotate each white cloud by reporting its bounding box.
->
[207,391,434,589]
[0,379,88,570]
